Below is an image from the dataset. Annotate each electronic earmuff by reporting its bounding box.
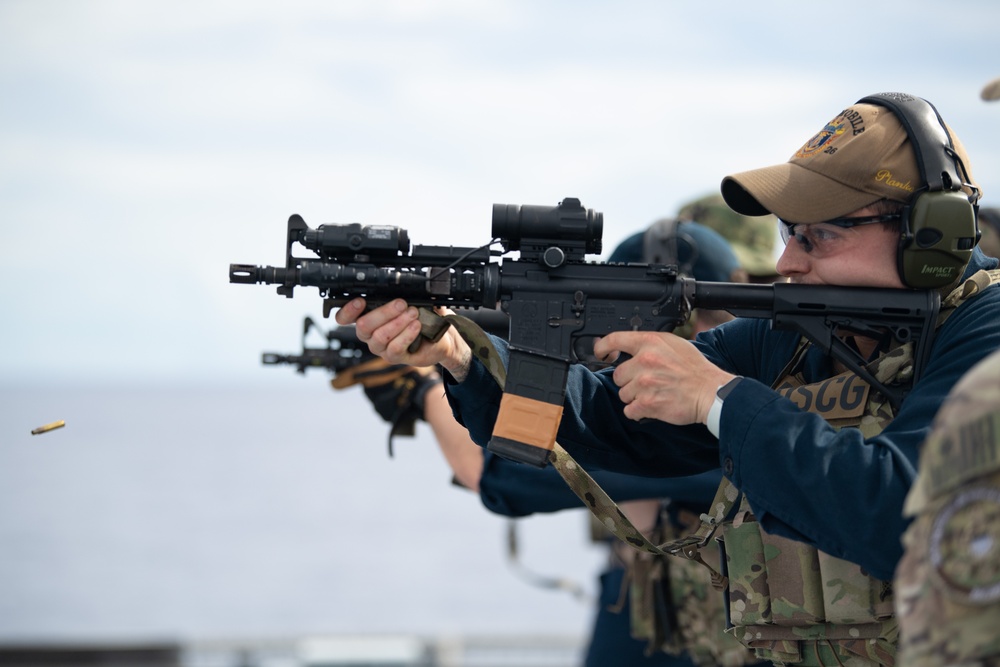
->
[857,93,980,289]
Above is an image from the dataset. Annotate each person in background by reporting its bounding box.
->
[975,207,1000,259]
[675,193,781,284]
[894,347,1000,666]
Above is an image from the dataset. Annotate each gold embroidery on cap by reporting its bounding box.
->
[795,120,847,158]
[874,169,915,193]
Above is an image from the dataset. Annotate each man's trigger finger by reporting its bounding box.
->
[592,335,610,360]
[594,332,628,361]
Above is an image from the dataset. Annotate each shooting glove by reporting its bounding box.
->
[332,357,443,456]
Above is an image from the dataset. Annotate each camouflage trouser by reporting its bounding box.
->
[722,519,896,667]
[670,541,759,667]
[626,522,757,667]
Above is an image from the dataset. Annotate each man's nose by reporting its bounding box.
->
[775,241,807,277]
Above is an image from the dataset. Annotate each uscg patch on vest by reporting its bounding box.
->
[776,370,871,420]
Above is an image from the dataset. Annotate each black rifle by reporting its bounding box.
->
[231,197,941,467]
[262,316,375,374]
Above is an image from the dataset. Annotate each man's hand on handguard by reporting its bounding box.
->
[593,331,734,427]
[335,298,474,382]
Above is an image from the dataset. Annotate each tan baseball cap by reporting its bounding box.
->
[721,100,979,223]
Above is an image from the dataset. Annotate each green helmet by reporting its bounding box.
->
[677,193,779,279]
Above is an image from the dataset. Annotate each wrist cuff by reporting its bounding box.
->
[707,377,742,438]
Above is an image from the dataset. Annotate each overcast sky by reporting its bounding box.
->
[2,0,999,387]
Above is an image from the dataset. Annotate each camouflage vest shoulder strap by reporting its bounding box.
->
[937,268,1000,321]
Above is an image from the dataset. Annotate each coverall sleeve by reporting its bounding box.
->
[478,450,723,518]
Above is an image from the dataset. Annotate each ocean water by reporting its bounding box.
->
[0,381,605,644]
